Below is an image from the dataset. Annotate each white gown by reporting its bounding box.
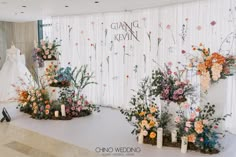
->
[0,47,34,102]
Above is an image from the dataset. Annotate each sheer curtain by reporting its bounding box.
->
[42,0,236,128]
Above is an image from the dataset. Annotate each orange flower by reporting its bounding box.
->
[45,105,50,109]
[45,110,49,115]
[211,53,225,65]
[150,107,157,113]
[139,112,146,116]
[197,63,207,73]
[19,90,28,103]
[149,132,156,139]
[194,121,204,134]
[204,58,212,68]
[149,120,156,127]
[188,134,196,143]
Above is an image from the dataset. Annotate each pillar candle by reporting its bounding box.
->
[54,111,59,117]
[171,130,177,143]
[61,104,66,117]
[138,133,143,144]
[181,136,188,153]
[157,128,163,148]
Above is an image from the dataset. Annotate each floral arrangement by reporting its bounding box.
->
[189,43,236,92]
[16,87,53,119]
[175,102,230,154]
[45,62,72,87]
[151,64,194,104]
[58,88,100,117]
[120,78,172,145]
[35,38,61,61]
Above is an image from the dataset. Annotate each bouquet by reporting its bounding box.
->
[151,64,194,104]
[175,102,230,154]
[58,88,100,117]
[190,43,236,92]
[121,78,171,145]
[35,38,61,61]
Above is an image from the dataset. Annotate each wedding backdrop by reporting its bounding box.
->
[0,0,236,156]
[43,0,236,130]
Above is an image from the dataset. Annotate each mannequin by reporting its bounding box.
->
[0,44,34,102]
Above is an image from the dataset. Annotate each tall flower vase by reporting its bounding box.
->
[138,133,143,144]
[47,86,61,101]
[181,136,188,153]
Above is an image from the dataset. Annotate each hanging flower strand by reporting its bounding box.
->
[166,24,176,44]
[147,31,152,52]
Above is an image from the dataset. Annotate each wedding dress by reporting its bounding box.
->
[0,46,34,102]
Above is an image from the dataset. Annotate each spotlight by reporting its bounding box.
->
[1,107,11,122]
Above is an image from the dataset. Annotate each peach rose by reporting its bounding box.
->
[194,121,204,134]
[188,134,196,143]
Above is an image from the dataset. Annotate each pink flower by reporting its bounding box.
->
[177,88,184,94]
[175,116,180,123]
[175,81,181,86]
[167,62,172,66]
[167,70,172,75]
[166,24,171,30]
[214,125,218,129]
[183,103,190,109]
[184,127,189,132]
[174,72,177,76]
[190,112,196,120]
[200,137,204,142]
[186,121,192,128]
[77,100,81,105]
[210,20,216,26]
[71,106,75,111]
[85,100,89,105]
[196,25,202,30]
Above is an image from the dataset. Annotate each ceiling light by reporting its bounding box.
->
[94,1,99,4]
[21,12,24,14]
[22,5,27,7]
[65,5,69,7]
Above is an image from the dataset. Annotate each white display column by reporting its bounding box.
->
[47,86,61,101]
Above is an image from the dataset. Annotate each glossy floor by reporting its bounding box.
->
[1,102,236,157]
[0,123,100,157]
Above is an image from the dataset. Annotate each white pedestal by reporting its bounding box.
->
[47,86,61,101]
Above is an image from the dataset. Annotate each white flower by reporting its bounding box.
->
[45,50,50,55]
[203,119,209,125]
[48,55,52,59]
[142,130,148,136]
[42,46,46,50]
[48,43,53,49]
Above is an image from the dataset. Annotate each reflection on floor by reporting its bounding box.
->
[1,102,236,157]
[0,123,100,157]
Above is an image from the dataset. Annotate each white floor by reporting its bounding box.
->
[1,102,236,157]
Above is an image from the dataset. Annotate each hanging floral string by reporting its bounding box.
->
[147,31,152,52]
